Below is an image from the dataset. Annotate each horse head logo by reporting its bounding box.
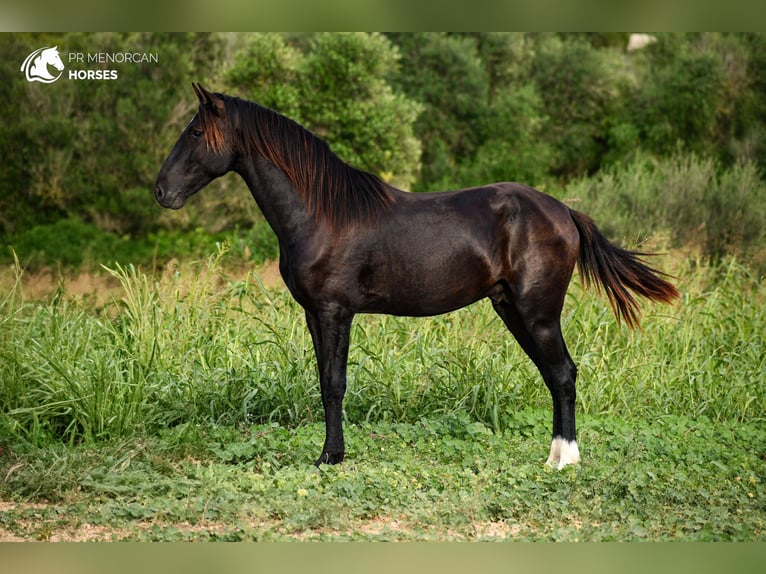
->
[21,46,65,83]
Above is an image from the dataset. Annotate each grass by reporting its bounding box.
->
[2,248,763,441]
[1,413,763,541]
[1,247,764,540]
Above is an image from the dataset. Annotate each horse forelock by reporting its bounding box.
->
[220,95,395,230]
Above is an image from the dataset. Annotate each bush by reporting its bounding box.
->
[0,33,225,237]
[5,219,126,268]
[632,50,724,157]
[562,152,766,267]
[5,33,766,271]
[226,33,422,190]
[388,33,490,190]
[529,34,631,177]
[455,84,553,187]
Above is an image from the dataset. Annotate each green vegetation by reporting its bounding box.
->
[1,251,764,540]
[227,33,422,190]
[2,250,764,447]
[3,219,278,270]
[565,152,766,267]
[2,33,765,540]
[3,33,766,268]
[1,413,763,541]
[4,153,765,273]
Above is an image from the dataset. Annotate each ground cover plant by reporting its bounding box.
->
[2,32,766,541]
[1,413,763,541]
[0,250,763,541]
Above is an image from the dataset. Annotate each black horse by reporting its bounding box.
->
[155,84,679,468]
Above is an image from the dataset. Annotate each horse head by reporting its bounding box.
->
[154,83,235,209]
[41,47,65,72]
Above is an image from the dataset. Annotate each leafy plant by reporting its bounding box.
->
[1,413,763,540]
[226,33,422,190]
[561,152,766,268]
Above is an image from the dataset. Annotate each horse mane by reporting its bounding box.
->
[200,94,396,229]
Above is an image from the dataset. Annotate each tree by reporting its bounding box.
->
[388,33,553,190]
[388,33,489,190]
[226,33,422,191]
[0,33,224,236]
[529,34,631,177]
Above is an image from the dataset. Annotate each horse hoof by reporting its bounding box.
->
[546,437,580,470]
[315,451,345,466]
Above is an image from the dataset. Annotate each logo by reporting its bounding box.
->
[20,45,159,84]
[20,46,65,83]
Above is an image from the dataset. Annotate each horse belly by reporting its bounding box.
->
[350,190,512,316]
[357,242,496,317]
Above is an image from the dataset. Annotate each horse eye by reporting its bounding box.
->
[191,129,202,138]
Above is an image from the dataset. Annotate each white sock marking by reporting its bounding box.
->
[546,437,580,469]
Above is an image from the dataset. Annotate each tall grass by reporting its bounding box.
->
[1,247,763,449]
[564,257,766,423]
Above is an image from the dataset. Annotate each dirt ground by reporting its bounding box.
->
[0,260,285,306]
[0,500,524,541]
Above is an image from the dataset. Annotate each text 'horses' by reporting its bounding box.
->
[155,84,679,468]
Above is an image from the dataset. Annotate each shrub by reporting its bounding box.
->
[226,33,422,190]
[562,152,766,268]
[5,219,124,268]
[529,34,631,177]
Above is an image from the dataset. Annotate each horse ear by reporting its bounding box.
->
[192,83,224,116]
[192,82,206,103]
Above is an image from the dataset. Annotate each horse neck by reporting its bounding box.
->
[235,153,319,245]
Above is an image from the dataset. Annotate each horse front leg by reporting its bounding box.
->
[305,306,353,466]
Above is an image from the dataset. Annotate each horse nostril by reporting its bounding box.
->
[154,184,164,201]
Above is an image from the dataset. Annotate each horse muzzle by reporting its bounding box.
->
[153,183,185,209]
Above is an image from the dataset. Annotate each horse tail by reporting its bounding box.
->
[569,209,680,329]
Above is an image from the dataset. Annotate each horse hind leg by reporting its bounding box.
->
[491,299,580,469]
